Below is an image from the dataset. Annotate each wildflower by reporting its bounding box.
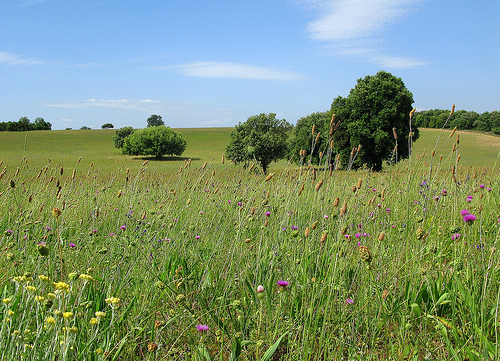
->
[277,280,289,291]
[90,318,98,325]
[345,298,355,305]
[256,285,264,293]
[95,311,106,318]
[53,282,70,293]
[105,297,120,306]
[62,312,73,319]
[2,298,12,304]
[120,225,126,230]
[463,214,477,223]
[26,286,37,293]
[196,324,209,333]
[291,225,298,230]
[109,232,115,236]
[265,211,271,216]
[195,235,200,239]
[451,233,461,240]
[69,243,76,248]
[45,316,56,325]
[466,195,473,202]
[38,275,50,282]
[148,342,159,352]
[460,209,470,216]
[4,229,13,236]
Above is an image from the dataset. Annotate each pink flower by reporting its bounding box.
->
[196,324,209,333]
[257,285,264,293]
[277,280,289,288]
[460,209,470,216]
[463,214,477,223]
[345,298,355,305]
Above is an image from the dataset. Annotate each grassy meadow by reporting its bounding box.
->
[1,127,500,360]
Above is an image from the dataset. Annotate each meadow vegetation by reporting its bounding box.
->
[1,127,500,360]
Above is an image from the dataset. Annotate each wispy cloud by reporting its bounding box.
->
[161,62,306,81]
[46,99,161,112]
[15,0,45,7]
[0,51,46,65]
[304,0,428,69]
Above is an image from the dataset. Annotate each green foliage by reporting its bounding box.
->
[0,116,51,131]
[147,114,165,127]
[80,126,91,130]
[122,125,186,158]
[101,123,114,129]
[331,71,418,171]
[113,126,135,149]
[289,111,332,165]
[225,113,292,173]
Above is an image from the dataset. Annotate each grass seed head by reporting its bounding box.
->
[315,180,323,191]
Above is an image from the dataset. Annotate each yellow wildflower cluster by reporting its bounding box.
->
[105,297,120,306]
[79,274,95,282]
[53,282,70,293]
[38,275,50,282]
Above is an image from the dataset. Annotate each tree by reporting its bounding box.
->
[101,123,114,129]
[113,126,135,148]
[225,113,292,174]
[147,115,165,127]
[331,71,418,171]
[289,111,332,165]
[80,126,92,130]
[34,117,52,130]
[122,126,186,158]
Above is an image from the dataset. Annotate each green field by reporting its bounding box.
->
[1,128,500,360]
[1,128,500,176]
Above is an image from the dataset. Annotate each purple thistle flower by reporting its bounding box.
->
[196,324,209,333]
[265,211,271,216]
[463,214,477,223]
[195,235,200,239]
[460,209,470,216]
[345,298,355,305]
[69,243,76,248]
[120,225,126,230]
[277,280,289,288]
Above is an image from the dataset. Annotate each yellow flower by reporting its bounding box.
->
[90,318,98,325]
[47,293,56,300]
[45,316,56,325]
[7,309,15,316]
[105,297,120,306]
[53,282,70,293]
[79,274,94,282]
[2,298,11,304]
[62,312,73,319]
[95,311,106,318]
[38,275,50,282]
[35,296,45,302]
[26,286,37,293]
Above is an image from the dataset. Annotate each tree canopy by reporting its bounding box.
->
[122,126,186,158]
[147,115,165,127]
[113,126,135,148]
[101,123,114,129]
[331,71,418,171]
[225,113,292,173]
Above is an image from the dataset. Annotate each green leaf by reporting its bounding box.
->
[259,332,287,361]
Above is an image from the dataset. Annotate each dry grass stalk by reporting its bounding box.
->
[449,126,457,138]
[311,221,318,230]
[315,132,321,142]
[304,227,310,237]
[356,178,362,189]
[392,128,398,140]
[221,154,225,164]
[315,180,323,191]
[265,173,275,181]
[298,183,305,196]
[320,232,328,243]
[312,125,316,135]
[450,104,455,116]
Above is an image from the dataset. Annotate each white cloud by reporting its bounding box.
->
[165,62,306,81]
[304,0,428,68]
[45,99,162,112]
[0,51,46,65]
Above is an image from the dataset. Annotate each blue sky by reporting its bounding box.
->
[1,0,498,130]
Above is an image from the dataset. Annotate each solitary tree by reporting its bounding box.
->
[225,113,292,174]
[147,115,165,127]
[101,123,114,129]
[331,71,418,171]
[122,126,186,158]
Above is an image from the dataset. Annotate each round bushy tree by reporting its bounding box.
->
[332,71,419,171]
[122,126,186,158]
[225,113,292,174]
[113,126,135,149]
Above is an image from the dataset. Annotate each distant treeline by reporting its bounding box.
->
[0,116,52,131]
[414,109,500,133]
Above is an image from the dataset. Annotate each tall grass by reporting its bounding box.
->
[1,129,500,360]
